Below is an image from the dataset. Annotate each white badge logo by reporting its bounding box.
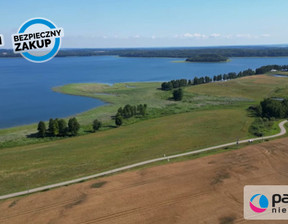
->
[12,18,64,63]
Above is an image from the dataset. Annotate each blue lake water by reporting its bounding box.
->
[1,56,288,129]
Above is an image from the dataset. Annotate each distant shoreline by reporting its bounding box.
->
[2,46,288,58]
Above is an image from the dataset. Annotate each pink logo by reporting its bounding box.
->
[249,194,268,213]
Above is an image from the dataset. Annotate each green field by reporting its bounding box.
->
[0,81,247,147]
[52,82,247,124]
[186,74,288,100]
[1,74,288,195]
[0,108,253,195]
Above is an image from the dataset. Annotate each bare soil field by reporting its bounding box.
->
[2,138,288,224]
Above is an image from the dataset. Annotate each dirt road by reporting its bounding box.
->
[1,137,288,223]
[1,120,286,201]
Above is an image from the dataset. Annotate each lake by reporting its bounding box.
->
[1,56,288,129]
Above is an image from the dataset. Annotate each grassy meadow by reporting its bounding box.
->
[0,74,288,195]
[0,108,253,195]
[186,74,288,100]
[0,81,247,147]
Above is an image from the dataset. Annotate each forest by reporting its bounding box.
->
[2,46,288,58]
[186,54,228,62]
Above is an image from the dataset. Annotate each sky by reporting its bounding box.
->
[1,0,288,48]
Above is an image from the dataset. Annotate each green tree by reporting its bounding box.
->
[193,77,199,85]
[115,115,123,127]
[260,98,286,118]
[37,121,46,138]
[123,104,133,118]
[161,82,173,90]
[138,104,147,116]
[48,118,59,136]
[133,106,137,115]
[143,104,147,115]
[68,117,80,136]
[58,119,68,136]
[54,119,59,136]
[48,118,54,135]
[92,119,102,132]
[173,88,183,101]
[217,74,222,81]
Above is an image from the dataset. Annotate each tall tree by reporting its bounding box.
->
[193,77,199,85]
[48,118,54,135]
[92,119,102,132]
[217,74,222,81]
[115,115,123,127]
[58,119,67,136]
[48,118,59,136]
[54,119,59,136]
[139,104,147,116]
[68,117,80,136]
[37,121,46,138]
[173,88,183,101]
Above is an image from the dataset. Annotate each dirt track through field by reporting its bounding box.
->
[2,138,288,224]
[1,120,286,201]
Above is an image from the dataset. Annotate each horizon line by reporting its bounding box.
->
[1,43,288,51]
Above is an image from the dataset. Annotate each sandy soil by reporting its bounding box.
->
[2,138,288,224]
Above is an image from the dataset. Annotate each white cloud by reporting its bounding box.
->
[183,33,207,39]
[177,32,224,39]
[78,32,272,45]
[174,33,271,40]
[210,33,221,38]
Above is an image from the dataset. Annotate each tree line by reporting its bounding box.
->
[161,68,255,90]
[161,64,288,102]
[255,65,288,74]
[37,117,80,138]
[36,104,148,137]
[112,47,288,58]
[160,64,288,91]
[252,98,288,119]
[161,79,188,90]
[115,104,148,127]
[116,104,147,118]
[37,117,103,138]
[4,47,288,58]
[186,54,228,62]
[248,97,288,136]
